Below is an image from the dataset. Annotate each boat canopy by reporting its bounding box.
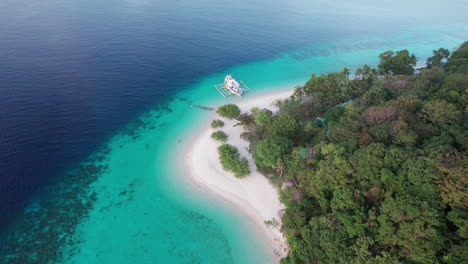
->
[225,75,240,90]
[215,75,250,97]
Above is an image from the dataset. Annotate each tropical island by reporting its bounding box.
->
[186,42,467,263]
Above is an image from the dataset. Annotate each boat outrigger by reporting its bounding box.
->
[214,75,250,97]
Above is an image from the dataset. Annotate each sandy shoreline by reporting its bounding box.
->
[181,89,294,262]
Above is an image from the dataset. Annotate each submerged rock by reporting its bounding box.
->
[85,164,100,174]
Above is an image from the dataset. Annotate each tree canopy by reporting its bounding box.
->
[216,104,241,119]
[265,113,300,138]
[255,137,293,167]
[210,119,224,128]
[234,43,468,264]
[217,144,250,178]
[211,130,228,142]
[427,48,450,68]
[378,49,417,75]
[255,111,272,127]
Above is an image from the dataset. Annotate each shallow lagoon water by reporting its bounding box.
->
[1,0,467,263]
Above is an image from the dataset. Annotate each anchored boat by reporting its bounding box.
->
[214,75,250,97]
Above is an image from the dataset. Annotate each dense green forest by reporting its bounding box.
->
[239,42,467,263]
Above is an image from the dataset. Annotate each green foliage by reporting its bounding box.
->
[216,104,241,119]
[349,64,378,98]
[442,244,468,264]
[211,130,228,142]
[444,41,468,73]
[434,158,467,209]
[253,43,468,264]
[419,100,461,127]
[328,110,364,143]
[393,130,418,147]
[378,49,417,75]
[265,113,300,138]
[264,218,281,229]
[324,106,346,123]
[427,48,450,68]
[302,72,349,107]
[303,120,322,138]
[254,111,271,127]
[447,209,468,239]
[250,106,260,113]
[439,73,468,106]
[369,124,391,144]
[210,119,224,128]
[361,86,389,106]
[255,137,293,167]
[377,197,444,263]
[217,144,250,178]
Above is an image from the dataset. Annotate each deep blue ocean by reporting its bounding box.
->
[1,0,467,263]
[0,0,356,226]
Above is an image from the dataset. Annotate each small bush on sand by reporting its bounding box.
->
[217,144,250,178]
[211,119,224,128]
[217,104,241,119]
[211,131,228,142]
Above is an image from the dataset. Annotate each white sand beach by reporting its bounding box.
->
[183,89,294,262]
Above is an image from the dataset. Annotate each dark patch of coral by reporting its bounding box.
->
[0,152,108,264]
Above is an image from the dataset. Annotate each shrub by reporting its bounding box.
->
[235,113,255,127]
[240,132,251,141]
[304,121,322,138]
[419,100,461,127]
[217,144,250,178]
[394,130,418,147]
[217,104,241,119]
[265,113,299,138]
[254,111,271,127]
[250,106,260,113]
[378,49,417,75]
[324,106,346,123]
[255,137,293,167]
[211,119,224,128]
[369,124,391,144]
[211,131,228,142]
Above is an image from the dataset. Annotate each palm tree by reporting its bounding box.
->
[342,67,350,78]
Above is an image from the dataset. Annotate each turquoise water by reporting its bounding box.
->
[62,28,466,263]
[1,14,467,264]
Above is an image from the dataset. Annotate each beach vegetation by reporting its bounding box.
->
[264,218,281,229]
[210,119,224,128]
[255,137,292,167]
[216,104,241,119]
[250,106,260,113]
[444,42,468,73]
[265,113,299,138]
[427,48,450,68]
[235,113,255,128]
[378,49,417,75]
[211,131,228,142]
[240,43,468,264]
[217,144,250,178]
[240,132,251,141]
[254,111,272,127]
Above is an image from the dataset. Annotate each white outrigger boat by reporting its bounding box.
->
[214,75,250,97]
